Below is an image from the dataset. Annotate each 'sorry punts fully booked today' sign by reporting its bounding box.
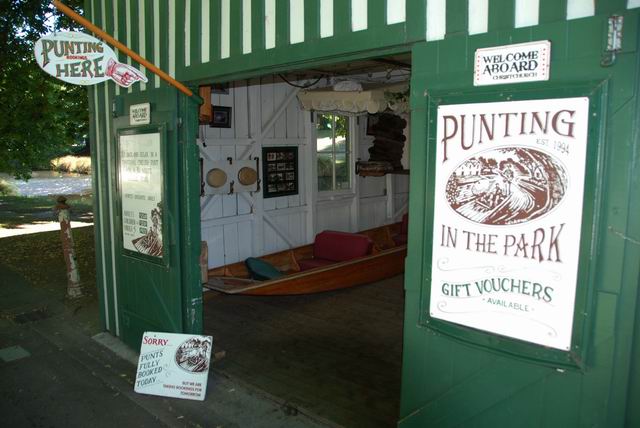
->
[429,97,590,350]
[34,31,147,88]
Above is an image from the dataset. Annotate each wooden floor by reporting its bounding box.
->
[203,275,405,428]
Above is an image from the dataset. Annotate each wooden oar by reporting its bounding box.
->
[52,0,194,98]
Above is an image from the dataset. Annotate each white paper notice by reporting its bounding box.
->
[135,332,213,401]
[119,132,163,257]
[429,97,589,350]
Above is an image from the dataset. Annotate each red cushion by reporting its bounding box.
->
[313,231,373,262]
[298,258,335,271]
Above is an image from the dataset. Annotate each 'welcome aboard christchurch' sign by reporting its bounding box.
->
[34,31,147,88]
[429,97,589,351]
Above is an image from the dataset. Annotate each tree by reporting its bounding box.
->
[0,0,87,179]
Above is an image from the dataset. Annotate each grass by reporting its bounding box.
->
[50,155,92,174]
[0,194,93,228]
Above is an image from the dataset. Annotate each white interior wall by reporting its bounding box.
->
[200,76,409,269]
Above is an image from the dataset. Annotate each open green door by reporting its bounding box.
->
[401,10,640,427]
[110,86,202,349]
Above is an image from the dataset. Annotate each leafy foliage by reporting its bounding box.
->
[0,0,87,179]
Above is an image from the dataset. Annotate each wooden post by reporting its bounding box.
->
[55,196,83,299]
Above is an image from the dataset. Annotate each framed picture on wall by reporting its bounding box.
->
[210,106,232,128]
[262,146,298,198]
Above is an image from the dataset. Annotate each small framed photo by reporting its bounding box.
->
[210,106,232,128]
[262,146,298,199]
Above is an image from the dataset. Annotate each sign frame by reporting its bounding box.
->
[419,82,607,369]
[116,124,169,266]
[473,40,551,86]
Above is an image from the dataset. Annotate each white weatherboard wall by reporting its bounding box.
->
[200,78,409,269]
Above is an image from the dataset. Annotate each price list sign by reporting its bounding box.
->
[119,132,163,258]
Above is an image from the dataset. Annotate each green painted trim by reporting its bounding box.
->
[179,91,204,334]
[539,0,567,24]
[186,43,411,85]
[210,0,222,61]
[623,37,640,426]
[596,0,628,15]
[334,0,351,37]
[180,25,411,82]
[304,0,320,41]
[488,0,514,31]
[251,0,265,55]
[190,0,203,68]
[175,0,187,84]
[276,0,289,48]
[230,0,243,57]
[406,0,426,41]
[159,1,169,86]
[446,0,468,36]
[129,0,140,94]
[144,0,155,85]
[368,0,385,29]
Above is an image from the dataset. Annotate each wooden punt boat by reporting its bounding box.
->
[204,221,407,296]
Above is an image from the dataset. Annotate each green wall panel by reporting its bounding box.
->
[401,10,640,427]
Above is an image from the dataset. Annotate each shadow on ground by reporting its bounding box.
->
[0,195,93,228]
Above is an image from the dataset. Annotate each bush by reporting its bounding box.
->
[50,156,92,175]
[0,179,17,196]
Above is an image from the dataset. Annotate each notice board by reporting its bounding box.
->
[118,131,164,258]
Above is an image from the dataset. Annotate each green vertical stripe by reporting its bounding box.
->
[596,0,627,15]
[159,0,169,86]
[175,0,186,74]
[144,0,155,71]
[114,0,125,65]
[406,0,426,41]
[538,0,567,24]
[334,0,351,36]
[488,0,515,31]
[129,0,140,93]
[85,0,108,332]
[210,0,221,60]
[276,0,289,47]
[251,0,265,53]
[95,0,117,334]
[446,0,468,36]
[230,0,243,56]
[190,0,202,67]
[305,0,320,41]
[368,0,385,28]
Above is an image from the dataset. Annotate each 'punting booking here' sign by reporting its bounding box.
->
[429,97,589,351]
[34,31,147,88]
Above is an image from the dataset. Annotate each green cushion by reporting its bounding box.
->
[245,257,283,281]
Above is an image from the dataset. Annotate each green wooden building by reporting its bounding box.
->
[85,0,640,426]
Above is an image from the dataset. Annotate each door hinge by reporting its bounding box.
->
[177,117,183,128]
[601,15,623,67]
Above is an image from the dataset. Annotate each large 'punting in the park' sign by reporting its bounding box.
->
[34,31,147,88]
[429,97,590,351]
